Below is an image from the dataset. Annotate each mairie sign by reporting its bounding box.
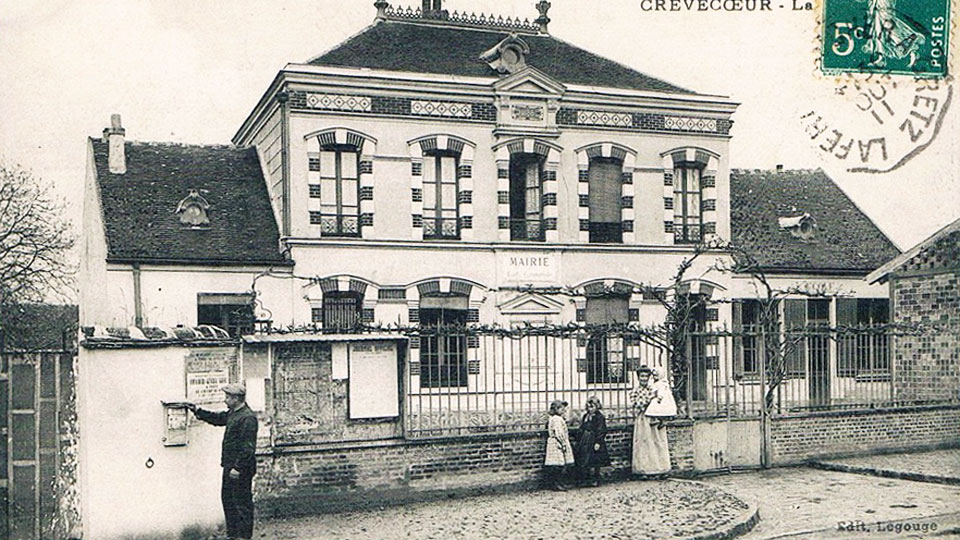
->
[498,251,559,284]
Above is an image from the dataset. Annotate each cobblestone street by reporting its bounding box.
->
[258,478,754,540]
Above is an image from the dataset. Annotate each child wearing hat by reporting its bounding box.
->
[544,399,575,491]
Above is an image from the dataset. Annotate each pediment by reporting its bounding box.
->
[492,66,566,96]
[499,293,565,315]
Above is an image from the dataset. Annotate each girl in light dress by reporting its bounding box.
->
[544,399,575,491]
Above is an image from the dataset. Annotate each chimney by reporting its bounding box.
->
[776,164,784,173]
[103,114,126,174]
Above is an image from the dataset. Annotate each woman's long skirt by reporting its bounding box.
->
[632,414,670,475]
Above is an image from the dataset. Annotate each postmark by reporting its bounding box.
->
[799,73,953,173]
[821,0,950,77]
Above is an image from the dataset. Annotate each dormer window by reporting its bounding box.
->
[481,34,530,74]
[779,213,817,240]
[176,190,210,227]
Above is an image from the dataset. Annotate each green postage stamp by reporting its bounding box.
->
[821,0,950,77]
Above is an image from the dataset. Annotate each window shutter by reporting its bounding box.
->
[783,299,806,376]
[585,296,629,324]
[836,298,857,376]
[588,158,622,224]
[732,301,743,378]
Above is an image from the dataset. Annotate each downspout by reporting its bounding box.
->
[132,262,143,327]
[278,91,291,237]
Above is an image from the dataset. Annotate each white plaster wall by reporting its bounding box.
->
[724,274,889,300]
[80,142,122,327]
[77,347,230,539]
[91,266,296,329]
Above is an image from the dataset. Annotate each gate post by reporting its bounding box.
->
[758,324,771,468]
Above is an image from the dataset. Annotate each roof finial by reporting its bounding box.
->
[535,0,551,34]
[374,0,389,19]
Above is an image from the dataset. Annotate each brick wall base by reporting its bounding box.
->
[254,406,960,515]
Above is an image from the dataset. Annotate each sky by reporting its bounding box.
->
[1,0,957,253]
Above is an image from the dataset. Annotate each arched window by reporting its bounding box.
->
[673,163,703,243]
[419,294,469,388]
[422,150,460,239]
[585,295,629,384]
[321,291,362,331]
[588,156,624,243]
[509,153,545,241]
[315,144,360,237]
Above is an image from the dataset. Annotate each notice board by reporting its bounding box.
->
[348,341,399,419]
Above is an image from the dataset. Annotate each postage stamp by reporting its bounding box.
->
[821,0,951,77]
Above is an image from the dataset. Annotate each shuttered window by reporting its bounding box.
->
[322,292,361,331]
[837,298,889,376]
[783,299,807,376]
[588,157,622,243]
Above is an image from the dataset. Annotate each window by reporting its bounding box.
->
[679,294,708,401]
[733,299,782,378]
[197,293,254,337]
[585,296,629,384]
[588,157,623,243]
[422,152,459,239]
[837,298,890,377]
[419,295,468,388]
[318,145,360,236]
[674,164,702,243]
[509,154,544,241]
[322,292,361,331]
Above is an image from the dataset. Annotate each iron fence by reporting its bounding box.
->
[402,324,958,438]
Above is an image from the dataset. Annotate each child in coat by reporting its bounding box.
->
[544,399,575,491]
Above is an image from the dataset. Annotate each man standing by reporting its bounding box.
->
[188,384,259,540]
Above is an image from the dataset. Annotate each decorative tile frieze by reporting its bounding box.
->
[412,214,423,227]
[542,193,557,206]
[458,191,473,204]
[664,221,674,233]
[411,188,423,202]
[459,216,473,229]
[309,185,321,198]
[557,107,732,135]
[664,197,674,210]
[457,164,472,178]
[309,211,323,225]
[308,157,321,172]
[664,115,718,132]
[411,162,422,176]
[702,175,716,188]
[360,213,374,226]
[359,160,373,174]
[663,172,674,186]
[576,110,633,127]
[542,170,557,181]
[360,187,374,201]
[498,191,510,204]
[622,196,634,209]
[702,199,716,211]
[304,93,372,112]
[498,216,510,229]
[410,100,473,118]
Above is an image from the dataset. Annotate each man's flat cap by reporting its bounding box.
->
[221,383,246,396]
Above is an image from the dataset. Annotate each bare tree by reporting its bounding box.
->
[717,244,839,411]
[0,161,75,312]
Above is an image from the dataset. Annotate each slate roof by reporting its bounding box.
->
[1,304,78,351]
[309,20,694,94]
[730,169,900,274]
[91,139,289,265]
